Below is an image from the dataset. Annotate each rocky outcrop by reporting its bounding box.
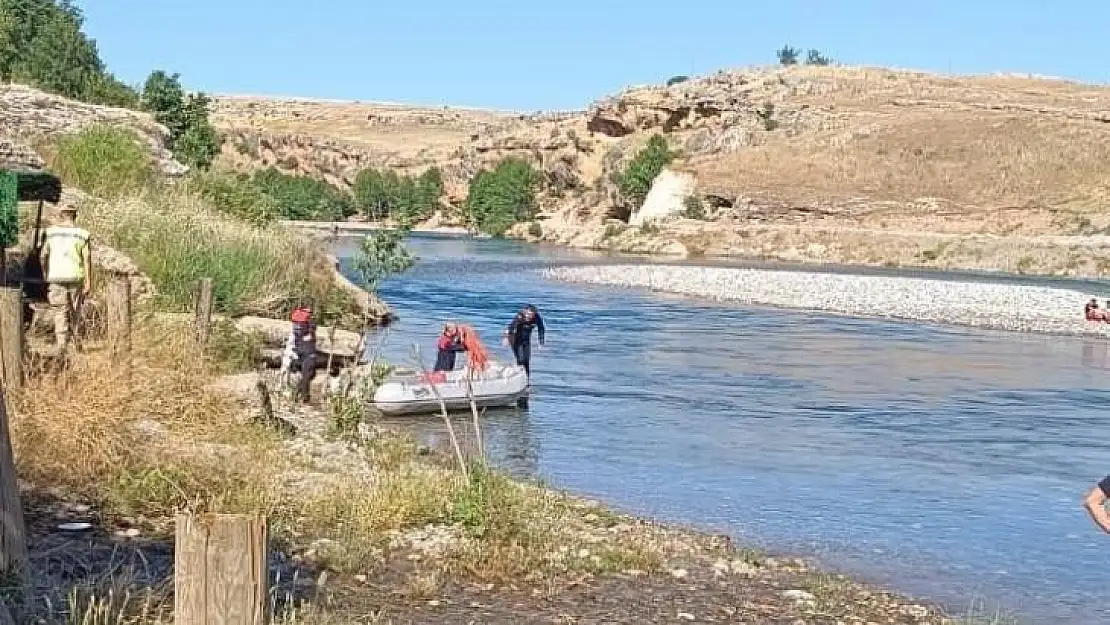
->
[0,138,45,170]
[0,84,187,176]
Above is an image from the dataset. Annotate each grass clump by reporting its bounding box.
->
[81,187,360,321]
[47,125,155,198]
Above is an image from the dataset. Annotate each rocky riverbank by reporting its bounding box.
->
[546,263,1110,337]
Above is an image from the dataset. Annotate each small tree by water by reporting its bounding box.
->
[353,228,415,291]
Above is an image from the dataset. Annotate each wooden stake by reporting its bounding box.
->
[174,513,269,625]
[0,288,22,393]
[194,278,214,346]
[0,391,28,588]
[106,277,131,359]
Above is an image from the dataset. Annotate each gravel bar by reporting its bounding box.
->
[544,264,1110,337]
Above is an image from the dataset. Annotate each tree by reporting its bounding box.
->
[353,228,415,292]
[465,158,542,236]
[250,168,353,221]
[140,70,221,169]
[0,0,138,106]
[617,134,675,213]
[776,45,800,65]
[0,170,18,249]
[666,75,689,87]
[805,49,831,66]
[352,166,443,225]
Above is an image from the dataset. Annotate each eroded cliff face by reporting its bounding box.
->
[212,66,1110,277]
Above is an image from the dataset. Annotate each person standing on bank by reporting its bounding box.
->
[39,204,92,350]
[503,304,545,377]
[290,303,318,404]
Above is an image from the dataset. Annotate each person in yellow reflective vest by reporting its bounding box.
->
[39,204,92,350]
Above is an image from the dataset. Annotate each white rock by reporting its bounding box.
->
[782,589,815,603]
[670,568,689,579]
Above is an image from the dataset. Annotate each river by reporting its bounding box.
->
[334,232,1110,624]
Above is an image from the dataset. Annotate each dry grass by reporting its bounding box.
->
[687,66,1110,233]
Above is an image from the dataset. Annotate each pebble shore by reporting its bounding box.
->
[545,264,1110,337]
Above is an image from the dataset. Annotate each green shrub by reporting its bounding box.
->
[465,158,542,236]
[776,45,800,65]
[352,228,415,291]
[527,221,543,238]
[665,75,689,87]
[682,196,706,220]
[140,71,221,169]
[805,49,831,66]
[250,167,353,221]
[353,166,443,225]
[617,135,675,213]
[0,170,17,248]
[188,170,280,225]
[49,125,154,198]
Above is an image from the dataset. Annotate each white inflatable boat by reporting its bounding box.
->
[372,361,530,416]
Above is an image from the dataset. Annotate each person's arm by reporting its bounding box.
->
[503,316,518,345]
[536,313,546,346]
[1084,477,1110,533]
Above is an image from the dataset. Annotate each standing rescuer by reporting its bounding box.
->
[503,304,545,377]
[39,204,92,350]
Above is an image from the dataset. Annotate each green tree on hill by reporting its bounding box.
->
[141,71,222,169]
[465,158,542,236]
[250,167,354,222]
[617,134,676,214]
[776,45,800,65]
[353,166,443,226]
[0,0,137,106]
[805,49,831,65]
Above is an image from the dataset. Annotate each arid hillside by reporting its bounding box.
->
[212,66,1110,277]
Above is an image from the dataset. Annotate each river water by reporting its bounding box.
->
[335,233,1110,624]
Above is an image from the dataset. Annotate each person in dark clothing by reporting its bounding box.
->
[434,323,467,372]
[291,304,317,403]
[503,304,545,376]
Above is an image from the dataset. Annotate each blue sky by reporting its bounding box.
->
[80,0,1109,111]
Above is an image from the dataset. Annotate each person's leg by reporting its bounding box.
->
[297,354,316,403]
[68,286,84,352]
[46,283,69,349]
[518,342,531,377]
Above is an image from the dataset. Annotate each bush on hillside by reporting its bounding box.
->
[616,134,675,214]
[140,71,222,169]
[465,158,542,236]
[353,228,415,291]
[805,49,831,66]
[666,75,689,87]
[188,170,280,225]
[353,166,443,226]
[0,0,138,106]
[250,168,353,221]
[48,125,155,198]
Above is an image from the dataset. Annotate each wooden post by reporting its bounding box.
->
[194,278,214,346]
[0,288,22,393]
[106,277,131,361]
[174,513,269,625]
[0,392,28,587]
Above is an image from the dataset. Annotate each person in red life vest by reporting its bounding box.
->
[1085,299,1108,322]
[290,303,317,403]
[434,323,467,372]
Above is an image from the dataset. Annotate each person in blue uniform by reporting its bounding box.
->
[503,304,545,376]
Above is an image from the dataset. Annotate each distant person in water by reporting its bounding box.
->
[503,304,545,377]
[1086,299,1108,322]
[434,323,467,372]
[1085,476,1110,533]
